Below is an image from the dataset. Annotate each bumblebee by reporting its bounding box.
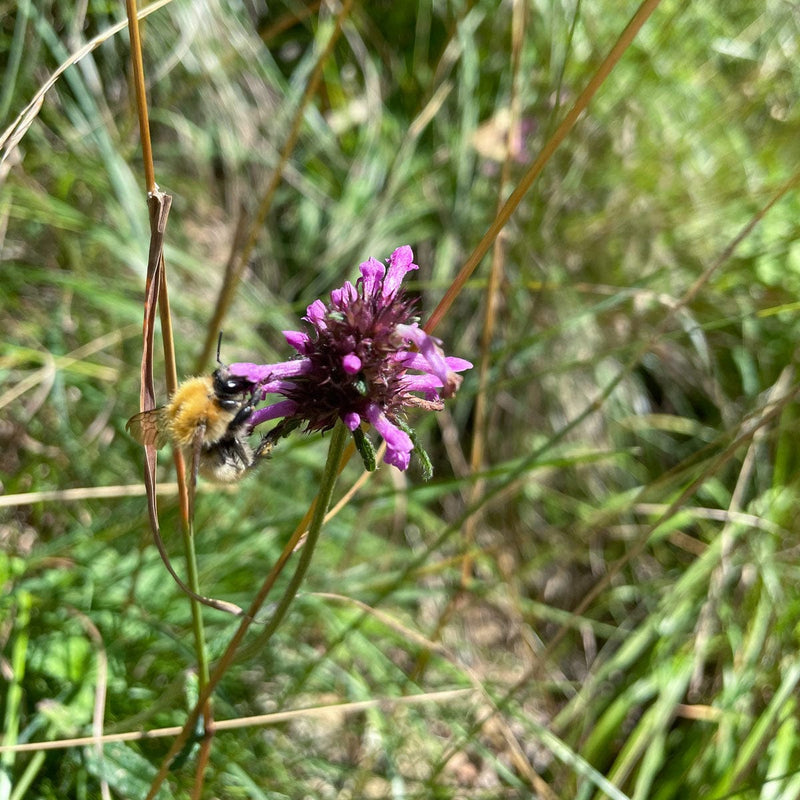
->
[126,365,263,483]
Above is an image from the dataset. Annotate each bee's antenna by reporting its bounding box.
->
[216,331,224,365]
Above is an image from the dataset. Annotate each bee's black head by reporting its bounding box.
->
[213,331,255,398]
[212,366,255,399]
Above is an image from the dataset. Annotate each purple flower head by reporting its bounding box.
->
[231,246,471,473]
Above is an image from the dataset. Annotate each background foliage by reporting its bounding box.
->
[2,0,800,797]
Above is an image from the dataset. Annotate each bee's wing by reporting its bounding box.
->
[126,408,170,448]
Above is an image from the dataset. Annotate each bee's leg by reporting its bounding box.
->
[230,437,252,468]
[254,437,273,461]
[255,418,302,456]
[228,402,254,432]
[188,422,205,519]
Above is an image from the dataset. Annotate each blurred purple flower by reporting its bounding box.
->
[231,246,472,472]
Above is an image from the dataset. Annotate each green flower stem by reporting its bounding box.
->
[1,590,30,798]
[182,518,211,692]
[145,420,348,799]
[256,419,349,643]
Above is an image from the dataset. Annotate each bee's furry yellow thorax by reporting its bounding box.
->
[165,376,235,448]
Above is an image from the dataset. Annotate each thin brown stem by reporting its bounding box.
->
[125,3,213,795]
[425,0,664,335]
[432,164,800,777]
[414,0,528,684]
[461,0,526,584]
[124,0,155,192]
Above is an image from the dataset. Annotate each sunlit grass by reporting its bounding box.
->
[2,1,800,798]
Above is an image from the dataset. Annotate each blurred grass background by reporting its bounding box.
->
[2,0,800,797]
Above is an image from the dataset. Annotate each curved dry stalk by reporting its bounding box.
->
[124,5,215,795]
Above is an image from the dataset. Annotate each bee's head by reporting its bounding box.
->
[212,366,255,399]
[213,331,255,398]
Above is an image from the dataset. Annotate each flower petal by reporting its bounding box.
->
[331,281,357,308]
[395,322,427,348]
[284,330,311,354]
[395,348,471,399]
[401,373,445,393]
[342,353,362,374]
[395,324,452,383]
[445,356,473,373]
[248,399,298,428]
[383,245,418,299]
[305,299,328,329]
[359,257,385,298]
[231,359,311,380]
[227,362,273,382]
[366,404,413,471]
[383,441,412,471]
[343,411,361,431]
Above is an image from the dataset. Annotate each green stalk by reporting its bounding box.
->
[144,420,348,799]
[253,420,349,644]
[0,0,30,123]
[183,519,210,691]
[1,591,30,800]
